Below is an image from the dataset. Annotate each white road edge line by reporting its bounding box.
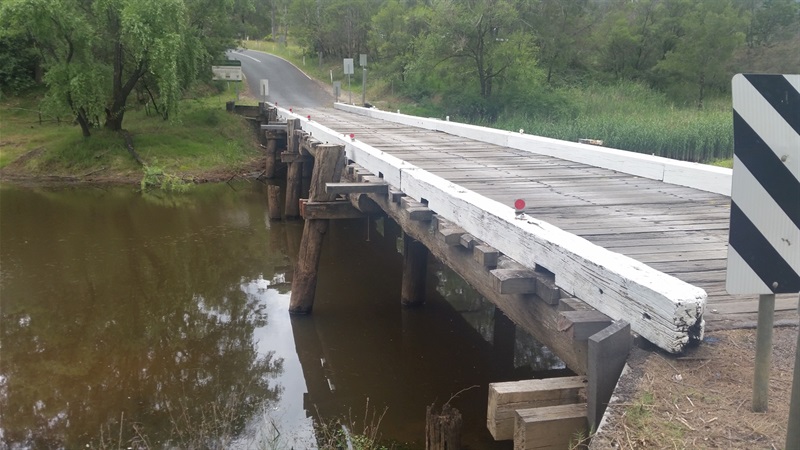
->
[242,49,313,80]
[229,51,260,63]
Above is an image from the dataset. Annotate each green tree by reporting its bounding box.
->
[653,0,745,108]
[369,0,430,83]
[518,0,593,85]
[0,0,244,137]
[416,0,534,102]
[0,34,40,95]
[739,0,800,48]
[596,0,663,81]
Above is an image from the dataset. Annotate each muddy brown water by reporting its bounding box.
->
[0,182,566,449]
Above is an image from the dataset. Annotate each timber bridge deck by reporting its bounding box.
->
[247,101,797,446]
[288,104,797,329]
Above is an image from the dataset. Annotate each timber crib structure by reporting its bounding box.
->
[237,100,793,448]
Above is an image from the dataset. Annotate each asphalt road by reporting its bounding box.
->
[227,49,332,108]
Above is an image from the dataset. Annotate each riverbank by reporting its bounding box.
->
[0,87,264,187]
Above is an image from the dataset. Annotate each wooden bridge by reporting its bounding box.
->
[246,102,797,448]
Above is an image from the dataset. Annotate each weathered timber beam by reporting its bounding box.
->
[557,310,614,340]
[365,190,590,374]
[514,403,588,449]
[534,271,562,306]
[587,321,631,429]
[474,245,500,269]
[459,233,478,250]
[326,182,389,195]
[491,269,538,295]
[435,217,465,245]
[300,199,365,220]
[260,123,288,131]
[400,197,433,221]
[390,189,405,203]
[559,296,596,312]
[348,193,383,214]
[355,169,375,181]
[438,227,464,245]
[487,376,587,441]
[407,207,433,221]
[397,164,705,353]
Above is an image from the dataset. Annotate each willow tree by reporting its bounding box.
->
[0,0,207,136]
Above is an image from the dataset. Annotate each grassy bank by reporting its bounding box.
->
[0,85,261,183]
[242,40,734,165]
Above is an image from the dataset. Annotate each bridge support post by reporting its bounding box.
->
[264,130,281,178]
[289,144,346,314]
[285,119,303,219]
[401,234,428,306]
[267,184,282,219]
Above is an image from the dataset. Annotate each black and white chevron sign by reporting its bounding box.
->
[726,74,800,295]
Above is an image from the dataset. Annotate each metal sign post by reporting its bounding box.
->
[343,58,354,104]
[333,81,341,103]
[260,79,269,103]
[788,295,800,450]
[360,54,367,106]
[727,74,800,416]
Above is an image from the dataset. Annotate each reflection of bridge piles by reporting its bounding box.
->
[289,219,557,445]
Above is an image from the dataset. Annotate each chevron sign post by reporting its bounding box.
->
[727,75,799,434]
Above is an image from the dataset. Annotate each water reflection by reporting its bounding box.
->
[0,183,565,449]
[0,184,292,448]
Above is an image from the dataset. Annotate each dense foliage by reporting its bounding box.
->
[1,0,798,147]
[0,0,253,136]
[283,0,798,118]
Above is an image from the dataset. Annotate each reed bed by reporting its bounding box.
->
[493,82,733,163]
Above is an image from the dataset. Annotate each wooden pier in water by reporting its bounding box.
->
[243,101,797,448]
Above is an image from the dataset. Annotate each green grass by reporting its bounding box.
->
[0,84,260,178]
[491,82,734,163]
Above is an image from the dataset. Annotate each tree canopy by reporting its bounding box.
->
[2,0,799,132]
[286,0,798,117]
[0,0,249,136]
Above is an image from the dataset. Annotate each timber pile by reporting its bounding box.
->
[426,404,462,450]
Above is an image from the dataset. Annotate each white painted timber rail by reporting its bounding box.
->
[335,103,733,196]
[276,106,707,353]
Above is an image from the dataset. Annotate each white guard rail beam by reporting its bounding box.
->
[335,103,733,197]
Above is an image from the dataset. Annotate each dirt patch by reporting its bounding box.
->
[592,325,798,449]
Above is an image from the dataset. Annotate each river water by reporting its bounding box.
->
[0,182,565,449]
